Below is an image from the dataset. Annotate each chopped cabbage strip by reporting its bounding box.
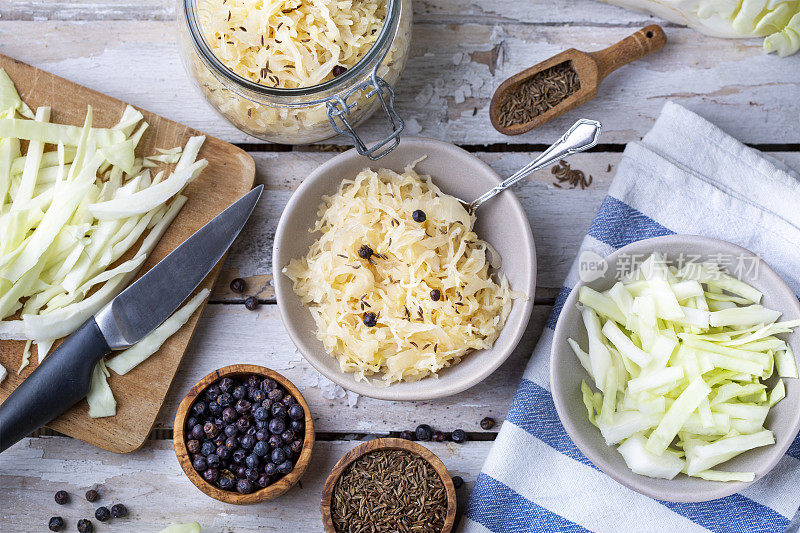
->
[36,338,54,363]
[769,379,786,406]
[776,347,798,378]
[159,522,202,533]
[693,470,756,482]
[17,339,32,373]
[570,254,797,481]
[88,157,206,220]
[87,359,116,418]
[284,165,521,384]
[0,319,26,340]
[0,362,6,383]
[618,433,685,480]
[686,431,775,475]
[579,286,626,324]
[0,117,125,147]
[0,73,207,423]
[0,68,33,117]
[647,377,711,455]
[107,289,210,375]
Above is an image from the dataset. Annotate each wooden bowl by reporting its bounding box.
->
[320,438,457,533]
[173,364,315,504]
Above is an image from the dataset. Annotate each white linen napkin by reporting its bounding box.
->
[461,101,800,533]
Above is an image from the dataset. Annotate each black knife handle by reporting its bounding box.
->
[0,318,111,453]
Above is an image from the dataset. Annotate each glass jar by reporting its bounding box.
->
[178,0,412,159]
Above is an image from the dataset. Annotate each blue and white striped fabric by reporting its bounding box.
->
[462,102,800,533]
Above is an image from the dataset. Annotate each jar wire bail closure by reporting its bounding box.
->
[327,68,405,160]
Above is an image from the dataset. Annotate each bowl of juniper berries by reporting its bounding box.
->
[174,364,315,504]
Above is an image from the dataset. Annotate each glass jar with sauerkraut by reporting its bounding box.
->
[177,0,412,158]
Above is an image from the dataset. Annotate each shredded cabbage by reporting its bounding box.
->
[0,70,210,421]
[199,0,386,89]
[573,253,797,481]
[599,0,800,56]
[87,360,116,418]
[182,0,411,143]
[159,523,202,533]
[284,164,523,384]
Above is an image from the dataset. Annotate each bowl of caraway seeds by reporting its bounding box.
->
[321,438,457,532]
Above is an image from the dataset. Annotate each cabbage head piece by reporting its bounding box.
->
[601,0,800,56]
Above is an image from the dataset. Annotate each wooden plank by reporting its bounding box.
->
[213,150,800,300]
[0,1,174,20]
[0,22,797,145]
[216,150,615,302]
[0,436,486,531]
[0,56,255,453]
[155,304,551,432]
[0,0,675,25]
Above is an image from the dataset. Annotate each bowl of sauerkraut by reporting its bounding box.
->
[273,138,537,400]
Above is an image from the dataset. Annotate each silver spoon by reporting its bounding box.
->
[460,118,602,214]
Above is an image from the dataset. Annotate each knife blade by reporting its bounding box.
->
[0,185,263,453]
[96,185,263,349]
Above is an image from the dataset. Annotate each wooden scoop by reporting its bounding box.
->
[490,25,666,136]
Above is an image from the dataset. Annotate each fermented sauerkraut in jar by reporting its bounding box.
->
[283,164,522,384]
[178,0,411,150]
[199,0,386,89]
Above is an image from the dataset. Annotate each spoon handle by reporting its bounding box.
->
[468,119,601,212]
[590,25,666,81]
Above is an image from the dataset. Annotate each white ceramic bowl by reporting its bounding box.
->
[550,235,800,502]
[273,138,537,400]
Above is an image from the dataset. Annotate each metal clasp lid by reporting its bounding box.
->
[326,67,404,160]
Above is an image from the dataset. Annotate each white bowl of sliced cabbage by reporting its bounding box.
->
[550,235,800,502]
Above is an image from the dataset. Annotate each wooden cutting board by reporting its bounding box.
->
[0,55,256,453]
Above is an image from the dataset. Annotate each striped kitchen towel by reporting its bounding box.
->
[462,101,800,533]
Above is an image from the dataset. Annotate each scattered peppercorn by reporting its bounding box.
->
[48,517,65,531]
[230,277,246,294]
[412,209,426,222]
[76,519,93,533]
[451,429,467,443]
[332,65,347,77]
[84,489,99,502]
[415,424,433,441]
[452,475,464,489]
[362,312,377,327]
[244,296,259,311]
[358,245,373,259]
[430,289,441,301]
[480,417,496,430]
[55,490,70,505]
[400,430,415,441]
[94,507,111,522]
[110,503,128,519]
[432,431,446,442]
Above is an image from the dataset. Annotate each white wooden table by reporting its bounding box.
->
[1,1,799,531]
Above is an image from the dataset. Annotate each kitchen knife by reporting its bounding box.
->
[0,185,263,453]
